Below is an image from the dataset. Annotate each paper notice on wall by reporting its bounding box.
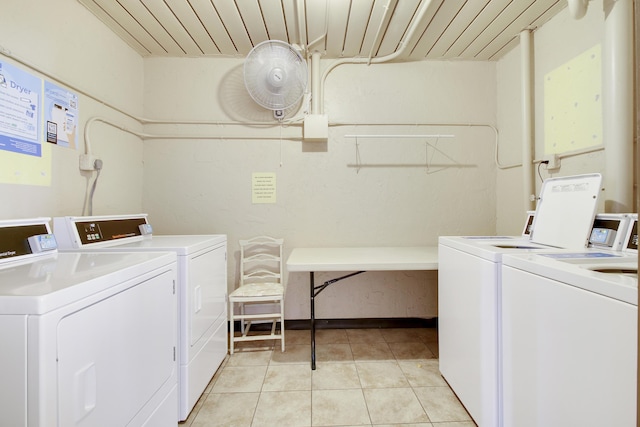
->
[0,60,41,157]
[44,81,79,149]
[252,172,276,204]
[0,60,51,186]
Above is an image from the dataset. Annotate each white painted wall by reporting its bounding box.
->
[5,0,618,321]
[0,0,144,219]
[496,1,608,234]
[142,58,497,319]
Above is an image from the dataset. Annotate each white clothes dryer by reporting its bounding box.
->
[0,218,178,427]
[53,214,227,421]
[500,250,637,426]
[438,173,603,427]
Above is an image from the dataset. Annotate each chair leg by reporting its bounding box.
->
[240,303,245,334]
[229,299,235,354]
[280,300,285,352]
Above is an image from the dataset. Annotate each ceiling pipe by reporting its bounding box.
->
[567,0,590,19]
[367,0,399,64]
[310,52,322,115]
[520,30,536,211]
[306,0,329,52]
[318,0,433,114]
[602,0,634,212]
[296,0,307,49]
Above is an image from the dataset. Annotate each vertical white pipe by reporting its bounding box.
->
[311,52,321,114]
[603,0,634,212]
[296,0,306,48]
[520,30,535,211]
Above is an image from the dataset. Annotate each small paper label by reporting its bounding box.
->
[252,172,276,204]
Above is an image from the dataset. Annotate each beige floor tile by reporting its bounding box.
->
[380,328,424,343]
[192,328,471,427]
[356,362,409,388]
[346,328,385,343]
[398,359,447,387]
[363,388,430,425]
[285,329,311,345]
[252,390,311,427]
[374,424,431,427]
[426,341,439,358]
[270,344,311,365]
[388,341,436,360]
[312,362,361,390]
[315,328,349,344]
[350,341,394,362]
[191,392,259,427]
[203,359,226,393]
[225,349,273,367]
[263,364,312,391]
[430,422,476,427]
[416,327,439,343]
[210,365,267,393]
[312,389,370,426]
[414,387,472,423]
[316,343,353,363]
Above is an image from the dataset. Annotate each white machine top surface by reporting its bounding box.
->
[65,234,226,255]
[438,236,553,262]
[502,252,637,305]
[0,251,176,314]
[287,247,439,272]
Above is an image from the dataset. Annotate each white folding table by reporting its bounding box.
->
[286,246,438,369]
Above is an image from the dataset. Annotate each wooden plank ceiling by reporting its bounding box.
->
[77,0,566,61]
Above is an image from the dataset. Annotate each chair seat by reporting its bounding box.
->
[229,282,284,297]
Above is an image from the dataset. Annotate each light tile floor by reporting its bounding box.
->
[180,327,476,427]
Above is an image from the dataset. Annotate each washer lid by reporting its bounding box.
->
[530,173,602,249]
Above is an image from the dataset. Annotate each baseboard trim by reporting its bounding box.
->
[231,317,438,331]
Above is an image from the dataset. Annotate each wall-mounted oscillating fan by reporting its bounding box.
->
[244,40,308,119]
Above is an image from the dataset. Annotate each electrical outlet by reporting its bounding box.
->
[79,154,97,171]
[544,154,561,171]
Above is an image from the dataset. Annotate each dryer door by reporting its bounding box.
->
[188,243,226,348]
[56,270,177,427]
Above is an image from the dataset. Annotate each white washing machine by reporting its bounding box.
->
[527,214,635,270]
[438,173,603,427]
[0,218,178,427]
[53,214,227,422]
[501,247,637,426]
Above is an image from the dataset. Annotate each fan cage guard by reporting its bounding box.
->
[244,40,308,112]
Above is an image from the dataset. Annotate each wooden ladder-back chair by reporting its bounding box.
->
[229,236,285,354]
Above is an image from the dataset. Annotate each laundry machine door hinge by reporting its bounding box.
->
[173,346,176,362]
[173,280,176,295]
